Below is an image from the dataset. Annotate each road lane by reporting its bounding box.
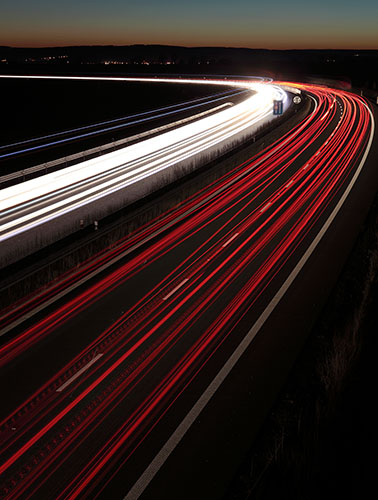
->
[0,88,245,161]
[0,84,374,499]
[0,79,282,248]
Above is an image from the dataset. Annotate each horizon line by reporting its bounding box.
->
[1,43,378,51]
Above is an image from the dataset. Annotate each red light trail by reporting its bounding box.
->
[0,84,374,499]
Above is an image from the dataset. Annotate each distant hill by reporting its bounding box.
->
[0,44,377,89]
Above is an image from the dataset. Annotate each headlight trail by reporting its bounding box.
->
[0,82,374,499]
[0,77,283,248]
[0,88,248,159]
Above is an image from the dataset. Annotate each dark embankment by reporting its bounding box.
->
[225,140,378,500]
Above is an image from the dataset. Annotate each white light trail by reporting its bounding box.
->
[0,77,287,243]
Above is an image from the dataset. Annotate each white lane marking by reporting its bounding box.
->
[123,101,375,500]
[162,279,189,301]
[222,233,239,248]
[260,201,272,213]
[56,354,103,392]
[285,180,293,189]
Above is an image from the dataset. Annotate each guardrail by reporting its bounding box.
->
[0,102,233,187]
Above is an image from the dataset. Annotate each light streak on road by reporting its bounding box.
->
[0,88,247,159]
[0,77,284,246]
[0,80,374,499]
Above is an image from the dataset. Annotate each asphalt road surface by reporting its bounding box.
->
[0,82,375,500]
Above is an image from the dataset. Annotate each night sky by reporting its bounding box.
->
[1,0,377,49]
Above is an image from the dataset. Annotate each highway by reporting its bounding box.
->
[0,81,375,499]
[0,78,284,251]
[0,87,245,159]
[0,86,250,180]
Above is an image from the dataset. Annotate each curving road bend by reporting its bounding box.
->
[0,82,375,499]
[0,87,247,161]
[0,78,283,247]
